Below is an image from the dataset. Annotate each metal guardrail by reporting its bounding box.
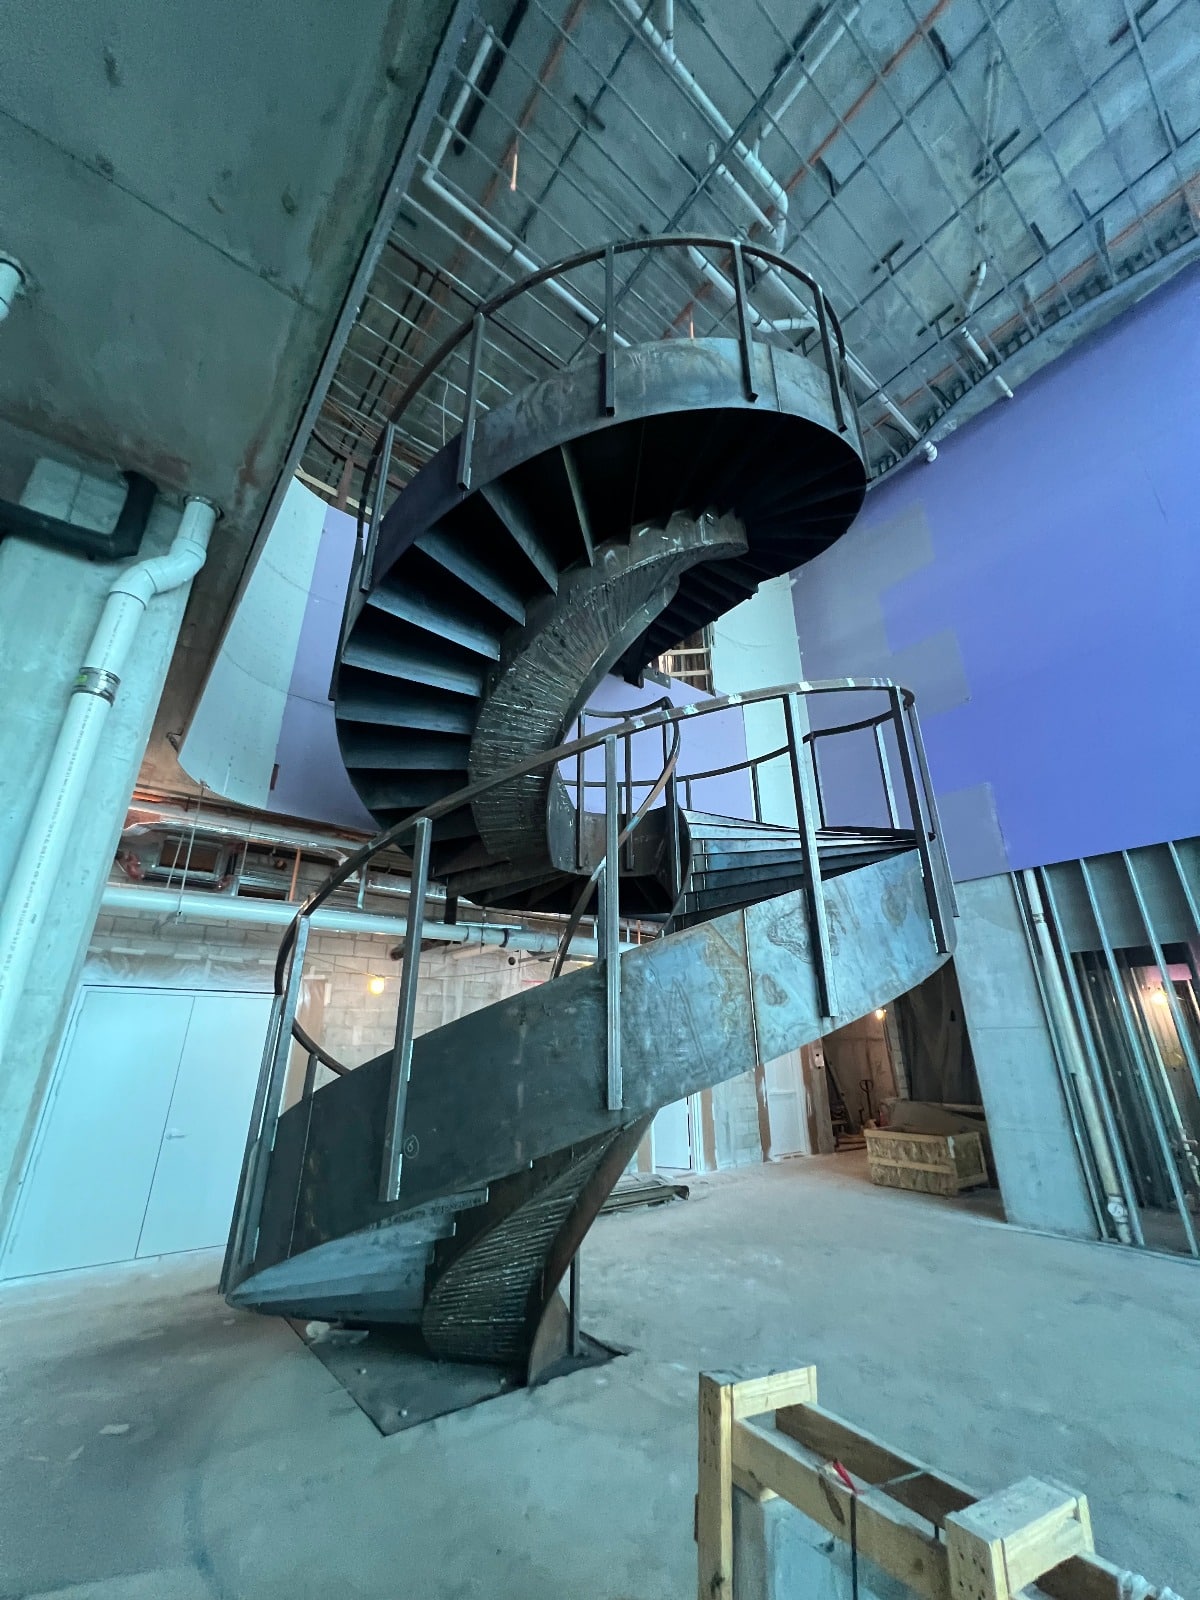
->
[224,678,953,1288]
[350,235,858,592]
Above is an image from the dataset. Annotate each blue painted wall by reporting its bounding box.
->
[792,265,1200,882]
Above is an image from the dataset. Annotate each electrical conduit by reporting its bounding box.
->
[0,495,220,1064]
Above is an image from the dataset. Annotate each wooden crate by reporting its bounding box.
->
[696,1365,1184,1600]
[864,1125,988,1196]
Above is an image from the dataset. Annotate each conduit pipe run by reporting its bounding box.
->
[0,496,220,1064]
[616,0,788,244]
[422,29,627,347]
[97,882,618,961]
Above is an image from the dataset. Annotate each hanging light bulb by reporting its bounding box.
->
[367,974,387,996]
[874,1008,886,1020]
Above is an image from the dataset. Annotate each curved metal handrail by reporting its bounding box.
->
[355,233,854,548]
[274,676,920,994]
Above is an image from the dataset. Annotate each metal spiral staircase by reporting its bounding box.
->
[222,238,957,1385]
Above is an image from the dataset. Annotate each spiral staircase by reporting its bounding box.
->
[223,238,956,1384]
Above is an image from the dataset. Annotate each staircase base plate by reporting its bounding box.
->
[293,1320,620,1435]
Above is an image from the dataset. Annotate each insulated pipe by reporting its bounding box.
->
[1021,869,1134,1244]
[0,497,219,1064]
[0,257,25,323]
[615,0,788,243]
[97,881,615,959]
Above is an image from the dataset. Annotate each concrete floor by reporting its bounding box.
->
[1,1155,1195,1598]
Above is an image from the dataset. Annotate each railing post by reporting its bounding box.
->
[809,735,827,829]
[783,694,836,1023]
[664,721,682,905]
[814,291,847,434]
[904,699,959,917]
[603,244,616,417]
[601,734,623,1111]
[750,761,762,824]
[360,421,396,593]
[575,713,586,872]
[875,722,899,827]
[887,688,950,954]
[730,242,758,403]
[457,311,486,490]
[379,816,433,1203]
[228,914,311,1281]
[302,1049,319,1101]
[623,729,635,872]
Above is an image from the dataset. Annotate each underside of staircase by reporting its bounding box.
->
[224,238,955,1387]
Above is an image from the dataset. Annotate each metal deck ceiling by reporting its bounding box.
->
[297,0,1200,502]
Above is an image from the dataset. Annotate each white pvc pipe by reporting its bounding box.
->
[0,259,24,323]
[97,882,614,959]
[0,496,219,1063]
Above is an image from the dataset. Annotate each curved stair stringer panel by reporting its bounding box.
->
[419,1116,651,1370]
[233,847,949,1354]
[467,509,747,873]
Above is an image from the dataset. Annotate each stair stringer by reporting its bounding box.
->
[233,847,948,1331]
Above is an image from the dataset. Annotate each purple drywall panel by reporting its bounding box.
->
[793,265,1200,882]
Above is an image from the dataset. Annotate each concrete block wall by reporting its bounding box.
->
[712,1072,766,1169]
[84,912,539,1075]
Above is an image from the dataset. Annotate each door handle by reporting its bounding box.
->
[164,1130,186,1141]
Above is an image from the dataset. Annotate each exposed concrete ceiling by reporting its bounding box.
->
[297,0,1200,505]
[0,0,464,778]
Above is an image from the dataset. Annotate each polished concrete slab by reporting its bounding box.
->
[1,1155,1196,1597]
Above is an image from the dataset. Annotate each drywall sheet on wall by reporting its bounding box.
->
[793,264,1200,878]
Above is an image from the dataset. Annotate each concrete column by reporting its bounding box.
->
[0,461,196,1233]
[952,874,1098,1239]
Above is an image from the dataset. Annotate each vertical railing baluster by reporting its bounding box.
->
[623,730,635,871]
[360,422,395,593]
[603,244,616,417]
[730,243,758,402]
[783,694,836,1023]
[601,735,623,1111]
[888,688,950,954]
[904,698,959,916]
[750,761,762,824]
[457,312,486,490]
[875,722,899,827]
[575,713,586,872]
[664,721,681,906]
[809,734,827,829]
[380,816,433,1203]
[230,915,311,1279]
[814,290,847,434]
[302,1049,319,1101]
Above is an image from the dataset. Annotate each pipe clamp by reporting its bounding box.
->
[72,666,121,703]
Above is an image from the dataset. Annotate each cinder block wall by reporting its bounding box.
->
[84,913,540,1074]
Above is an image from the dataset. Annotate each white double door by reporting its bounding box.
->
[2,986,270,1279]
